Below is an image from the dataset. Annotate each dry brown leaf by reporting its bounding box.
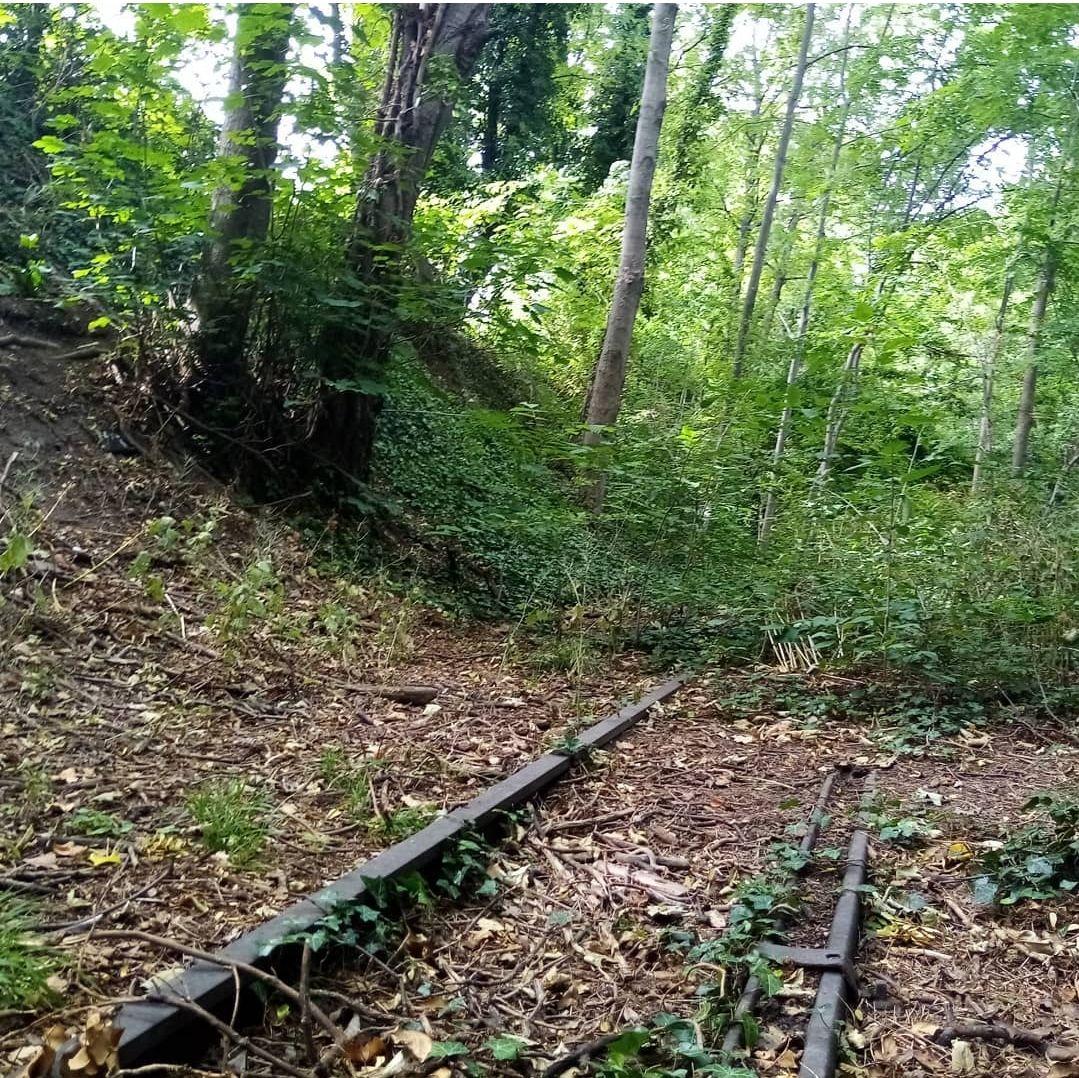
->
[6,1045,55,1078]
[950,1040,975,1073]
[391,1027,433,1062]
[346,1034,388,1065]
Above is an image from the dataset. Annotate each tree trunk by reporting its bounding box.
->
[1048,443,1079,507]
[480,35,504,173]
[758,16,852,544]
[192,4,293,428]
[970,273,1013,496]
[581,3,677,513]
[732,4,815,379]
[1011,253,1056,477]
[758,207,803,344]
[814,341,863,482]
[313,4,490,486]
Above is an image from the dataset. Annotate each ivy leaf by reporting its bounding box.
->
[970,875,997,905]
[429,1040,469,1059]
[0,532,30,574]
[485,1035,526,1061]
[33,135,69,155]
[605,1029,651,1065]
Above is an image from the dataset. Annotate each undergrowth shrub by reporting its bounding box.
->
[187,779,272,867]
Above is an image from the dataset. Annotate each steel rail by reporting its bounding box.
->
[112,672,690,1067]
[721,765,843,1057]
[798,827,870,1078]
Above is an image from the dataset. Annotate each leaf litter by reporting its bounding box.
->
[2,350,1077,1076]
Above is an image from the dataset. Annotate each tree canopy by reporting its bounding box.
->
[2,1,1078,690]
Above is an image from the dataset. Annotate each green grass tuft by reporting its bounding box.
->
[0,893,59,1010]
[187,779,271,867]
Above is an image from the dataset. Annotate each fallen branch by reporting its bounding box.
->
[115,1066,226,1077]
[932,1021,1079,1060]
[0,331,54,349]
[0,876,54,895]
[55,343,109,362]
[146,992,313,1078]
[345,683,440,706]
[85,929,347,1053]
[542,1032,625,1077]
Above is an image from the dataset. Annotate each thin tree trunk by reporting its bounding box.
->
[313,4,490,485]
[1011,250,1057,477]
[726,79,766,350]
[1048,443,1079,506]
[758,9,852,544]
[581,3,677,513]
[759,207,802,343]
[732,3,815,378]
[815,341,863,482]
[480,36,505,173]
[970,273,1013,496]
[192,4,293,426]
[815,125,937,485]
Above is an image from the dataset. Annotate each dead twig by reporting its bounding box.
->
[114,1066,228,1077]
[146,992,313,1078]
[542,1032,625,1077]
[44,869,169,935]
[300,941,316,1065]
[84,929,347,1053]
[932,1021,1079,1060]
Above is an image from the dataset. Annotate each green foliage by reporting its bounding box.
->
[209,558,284,640]
[861,797,932,846]
[66,808,133,839]
[974,790,1079,905]
[4,3,1079,707]
[319,747,397,824]
[880,699,987,754]
[485,1034,527,1061]
[575,5,651,191]
[368,804,439,842]
[585,1016,756,1077]
[186,778,271,867]
[0,530,29,574]
[0,893,59,1010]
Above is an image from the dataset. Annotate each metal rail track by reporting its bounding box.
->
[113,673,690,1067]
[723,768,873,1078]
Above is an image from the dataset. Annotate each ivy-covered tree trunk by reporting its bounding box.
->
[732,3,815,378]
[312,3,490,486]
[578,4,653,192]
[192,4,293,428]
[581,3,677,513]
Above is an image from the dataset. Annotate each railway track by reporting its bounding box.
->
[33,670,1076,1077]
[98,671,893,1078]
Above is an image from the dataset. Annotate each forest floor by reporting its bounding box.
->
[1,322,1078,1078]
